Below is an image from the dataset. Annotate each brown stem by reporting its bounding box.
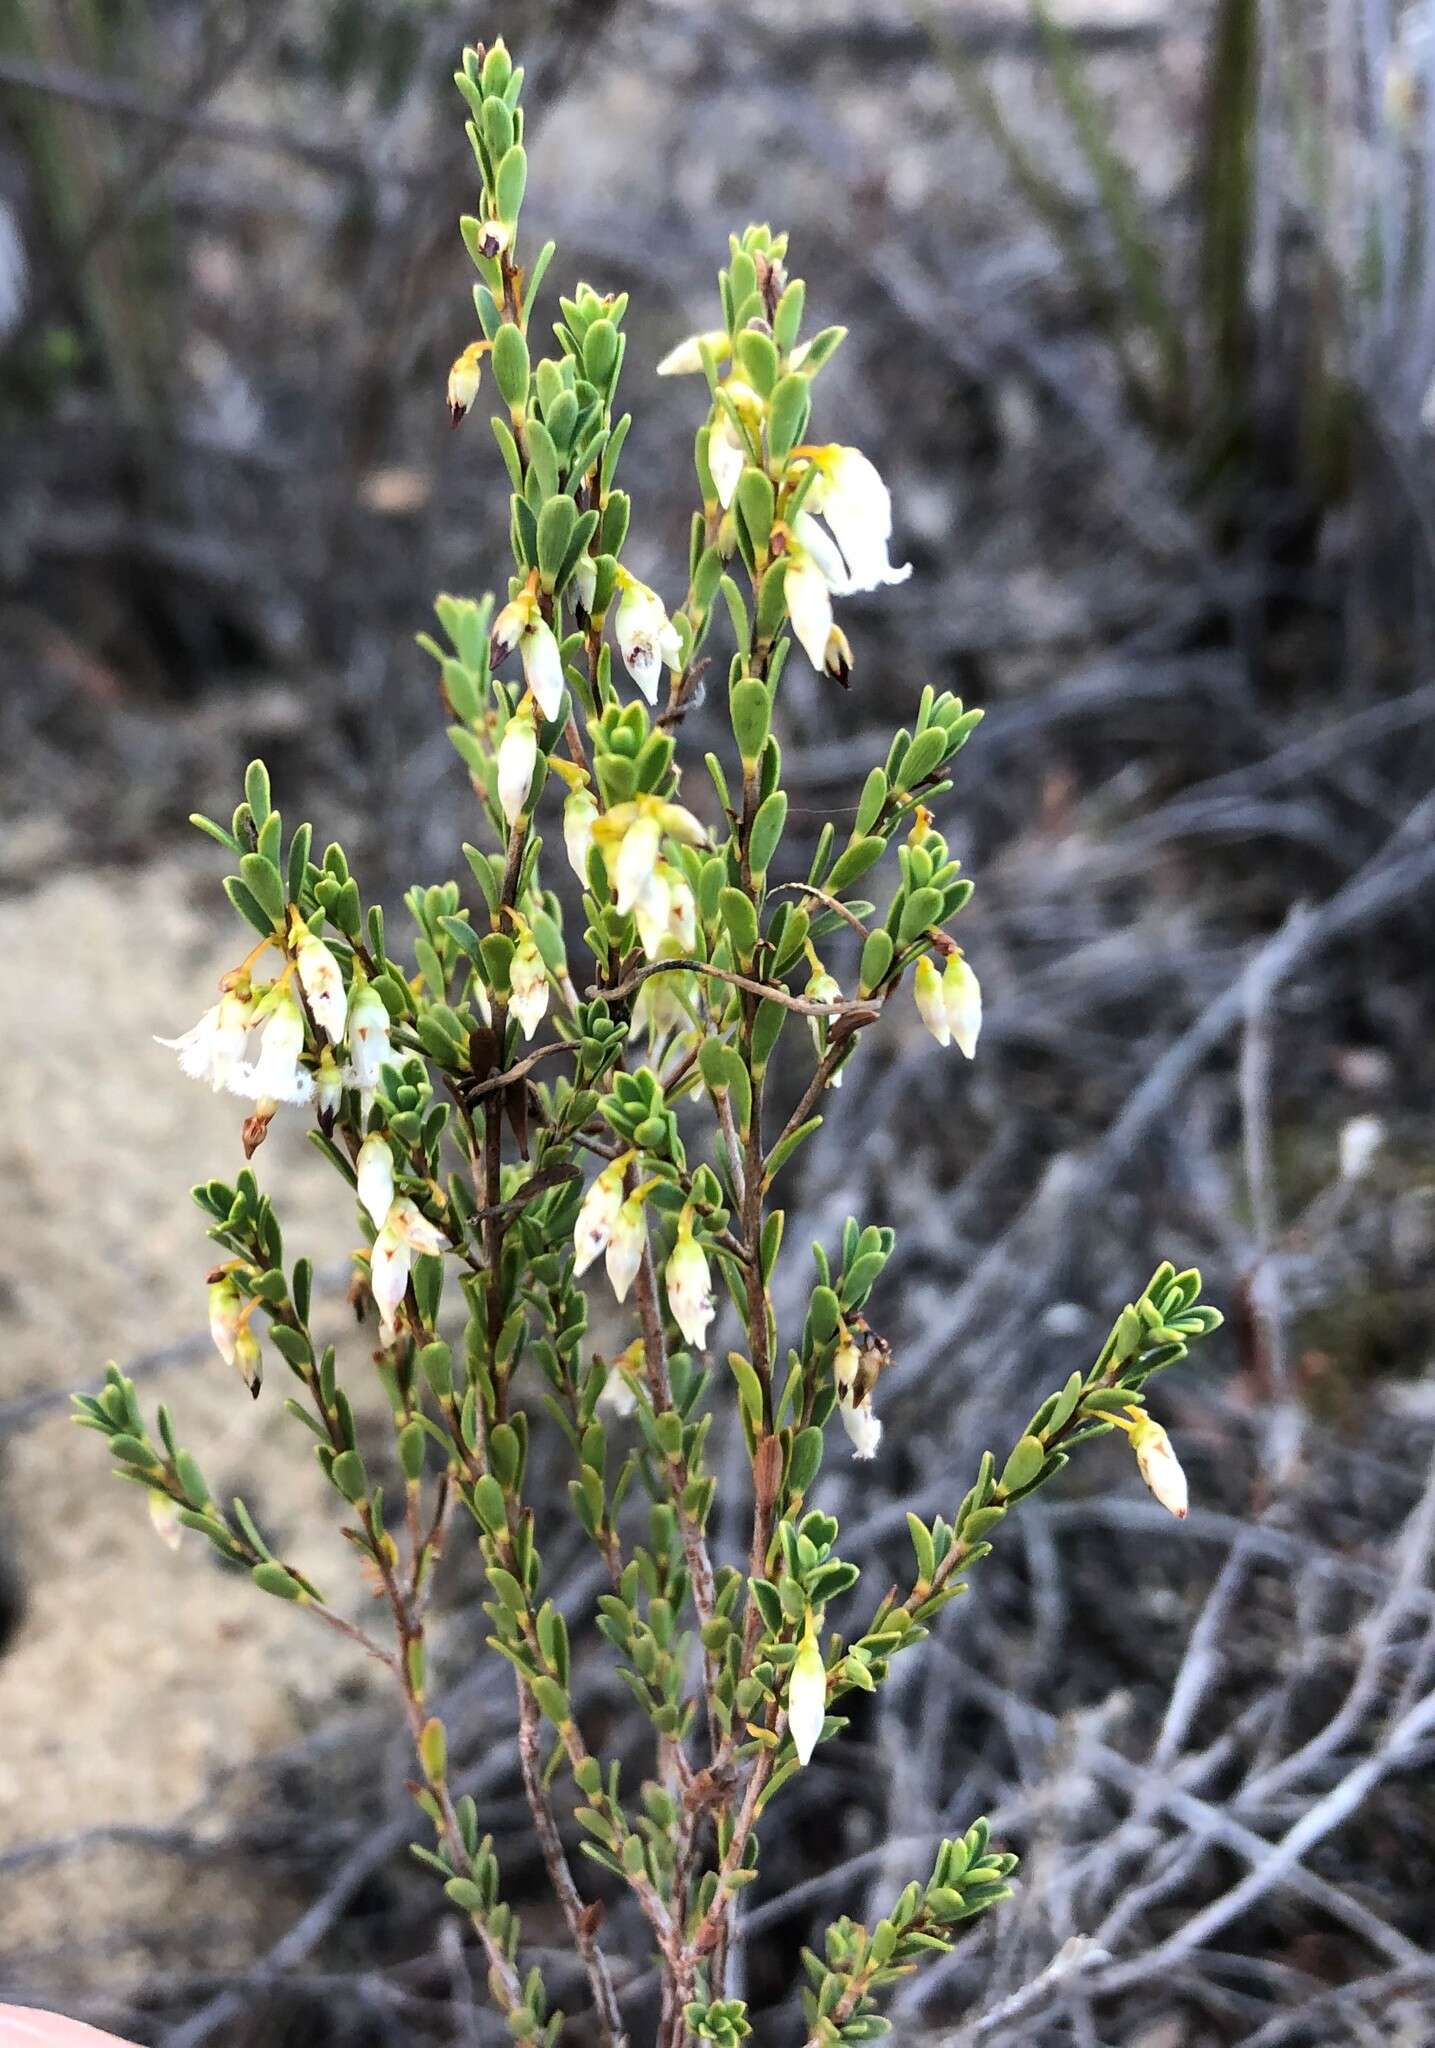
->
[516,1679,628,2046]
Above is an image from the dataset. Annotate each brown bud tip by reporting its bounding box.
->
[448,401,467,426]
[241,1109,274,1158]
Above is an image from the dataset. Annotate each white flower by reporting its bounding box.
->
[941,954,981,1059]
[630,970,693,1046]
[356,1133,396,1230]
[231,989,313,1105]
[491,595,528,666]
[596,1362,639,1419]
[612,810,662,916]
[473,216,511,259]
[295,927,347,1044]
[1131,1414,1188,1520]
[707,381,760,508]
[605,1192,647,1304]
[635,868,673,962]
[573,1158,628,1276]
[370,1196,449,1342]
[315,1049,345,1120]
[232,1322,262,1397]
[156,988,253,1092]
[839,1394,882,1461]
[497,705,538,827]
[564,786,599,883]
[913,957,950,1048]
[665,871,697,952]
[665,1210,715,1351]
[572,552,598,614]
[209,1276,242,1368]
[1338,1114,1384,1182]
[520,616,566,722]
[447,340,484,424]
[509,933,550,1040]
[787,1621,827,1767]
[785,547,837,674]
[614,576,682,705]
[148,1490,183,1551]
[803,445,911,591]
[792,509,850,594]
[657,329,730,377]
[346,982,392,1111]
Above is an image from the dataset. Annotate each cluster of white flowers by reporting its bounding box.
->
[571,1164,716,1351]
[913,952,982,1060]
[158,938,395,1121]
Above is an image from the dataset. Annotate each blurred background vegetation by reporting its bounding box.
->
[4,1,1435,2044]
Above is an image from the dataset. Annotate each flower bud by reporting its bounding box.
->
[209,1276,242,1368]
[520,615,566,722]
[1130,1414,1188,1520]
[596,1359,639,1420]
[233,1321,262,1398]
[787,1620,827,1766]
[941,953,981,1060]
[346,980,392,1112]
[656,329,730,377]
[497,705,538,827]
[446,340,485,424]
[913,956,950,1048]
[356,1133,396,1230]
[148,1489,183,1551]
[563,785,599,883]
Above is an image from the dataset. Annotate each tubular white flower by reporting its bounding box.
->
[491,596,529,667]
[805,445,911,591]
[612,810,662,916]
[509,934,550,1040]
[787,1622,827,1767]
[786,550,835,673]
[148,1489,183,1551]
[520,616,566,722]
[295,928,347,1044]
[315,1049,345,1121]
[665,1210,715,1351]
[209,1276,242,1367]
[231,989,313,1104]
[232,1322,262,1397]
[498,705,539,826]
[792,509,850,595]
[630,970,692,1046]
[563,786,599,883]
[1131,1415,1188,1520]
[346,981,392,1110]
[941,954,982,1060]
[572,552,598,615]
[389,1194,448,1257]
[654,798,708,847]
[446,340,484,424]
[596,1363,639,1419]
[614,576,683,706]
[605,1192,647,1304]
[657,329,730,377]
[370,1215,411,1340]
[913,957,950,1048]
[839,1393,883,1461]
[665,871,697,952]
[573,1158,628,1276]
[635,867,674,962]
[833,1331,860,1399]
[356,1133,396,1230]
[708,411,747,510]
[156,988,253,1092]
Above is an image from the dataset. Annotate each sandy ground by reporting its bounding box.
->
[0,858,387,1994]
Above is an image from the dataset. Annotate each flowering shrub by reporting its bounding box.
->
[78,40,1221,2047]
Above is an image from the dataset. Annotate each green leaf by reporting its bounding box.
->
[748,792,787,878]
